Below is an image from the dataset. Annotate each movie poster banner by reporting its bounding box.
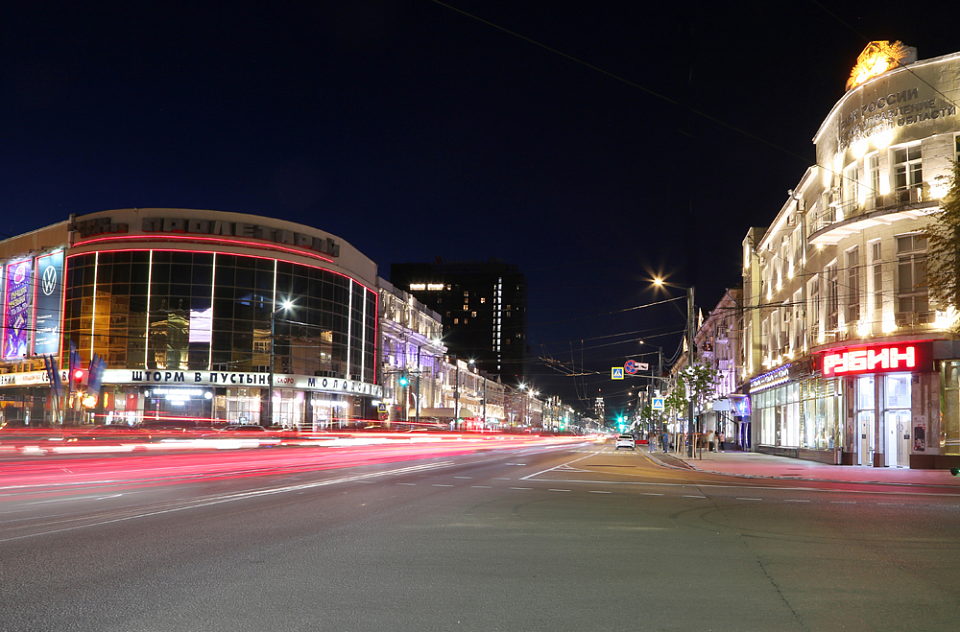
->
[33,251,64,356]
[3,259,33,360]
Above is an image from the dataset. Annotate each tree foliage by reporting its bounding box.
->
[923,162,960,324]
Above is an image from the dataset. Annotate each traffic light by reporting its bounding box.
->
[72,368,88,391]
[398,373,409,387]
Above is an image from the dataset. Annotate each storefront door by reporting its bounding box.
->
[857,376,875,467]
[858,411,875,466]
[885,410,911,468]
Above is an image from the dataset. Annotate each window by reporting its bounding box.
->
[896,234,931,324]
[892,145,922,191]
[841,162,858,215]
[471,311,477,318]
[792,289,803,350]
[480,297,486,304]
[871,241,883,324]
[866,153,880,207]
[846,247,860,323]
[462,304,468,310]
[825,263,838,331]
[808,276,820,345]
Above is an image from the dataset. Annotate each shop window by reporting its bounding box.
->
[939,361,960,455]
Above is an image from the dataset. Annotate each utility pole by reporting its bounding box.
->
[687,286,695,458]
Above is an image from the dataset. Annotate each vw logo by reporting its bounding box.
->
[41,264,58,296]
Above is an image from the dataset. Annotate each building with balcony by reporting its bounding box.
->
[378,278,446,425]
[694,288,747,448]
[742,44,960,468]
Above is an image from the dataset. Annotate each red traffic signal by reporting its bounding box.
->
[72,368,88,389]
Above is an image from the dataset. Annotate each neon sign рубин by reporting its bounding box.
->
[821,342,931,377]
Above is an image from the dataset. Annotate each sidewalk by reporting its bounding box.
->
[646,448,960,488]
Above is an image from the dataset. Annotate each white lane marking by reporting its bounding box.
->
[737,497,763,501]
[784,499,810,503]
[830,501,856,504]
[0,461,458,544]
[520,453,596,481]
[509,487,532,490]
[396,483,416,486]
[492,478,511,481]
[95,494,123,501]
[640,493,663,496]
[432,484,454,487]
[505,463,527,466]
[454,476,472,479]
[471,485,492,489]
[683,495,707,499]
[548,489,571,492]
[589,490,612,494]
[878,502,904,506]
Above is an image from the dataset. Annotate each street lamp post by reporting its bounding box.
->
[267,299,293,428]
[653,279,696,457]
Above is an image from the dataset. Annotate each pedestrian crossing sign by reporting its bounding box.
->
[611,367,624,380]
[652,397,664,411]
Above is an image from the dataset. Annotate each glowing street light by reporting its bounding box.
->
[267,298,294,427]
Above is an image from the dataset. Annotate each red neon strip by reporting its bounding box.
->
[75,234,335,264]
[65,248,374,293]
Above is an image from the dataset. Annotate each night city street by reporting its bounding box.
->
[2,438,958,631]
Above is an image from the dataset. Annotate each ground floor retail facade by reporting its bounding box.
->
[0,369,383,430]
[749,340,960,469]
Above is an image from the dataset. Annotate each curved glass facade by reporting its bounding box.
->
[64,250,377,381]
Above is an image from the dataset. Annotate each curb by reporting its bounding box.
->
[642,451,960,490]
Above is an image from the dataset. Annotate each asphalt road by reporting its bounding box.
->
[1,440,958,632]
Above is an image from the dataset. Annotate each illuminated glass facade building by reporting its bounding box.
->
[742,44,960,469]
[0,208,381,428]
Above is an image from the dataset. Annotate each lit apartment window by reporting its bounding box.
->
[896,234,931,324]
[480,297,486,304]
[471,311,477,318]
[846,247,860,323]
[892,145,922,191]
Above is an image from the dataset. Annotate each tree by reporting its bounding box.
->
[923,162,960,326]
[679,362,719,418]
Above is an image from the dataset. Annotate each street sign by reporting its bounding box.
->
[377,403,387,413]
[611,367,624,380]
[624,360,649,374]
[652,397,664,411]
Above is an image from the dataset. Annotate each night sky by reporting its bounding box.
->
[2,1,955,417]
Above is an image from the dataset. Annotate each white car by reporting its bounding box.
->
[615,434,636,450]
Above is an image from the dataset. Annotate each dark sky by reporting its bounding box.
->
[1,1,955,417]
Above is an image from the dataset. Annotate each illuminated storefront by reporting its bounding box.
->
[0,209,382,428]
[742,44,960,468]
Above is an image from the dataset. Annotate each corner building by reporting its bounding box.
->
[743,45,960,469]
[1,208,381,428]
